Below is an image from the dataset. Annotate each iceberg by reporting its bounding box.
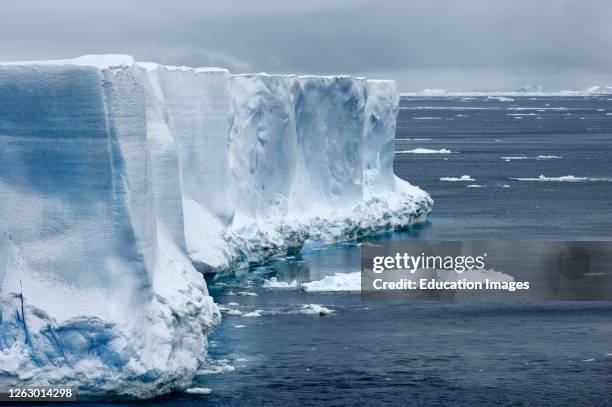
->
[0,55,431,398]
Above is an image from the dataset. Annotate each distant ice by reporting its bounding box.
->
[237,291,258,296]
[510,175,612,182]
[467,184,483,188]
[301,272,361,292]
[440,175,475,182]
[421,88,448,96]
[226,309,243,316]
[413,117,442,120]
[242,310,263,317]
[585,85,612,94]
[263,277,298,288]
[398,148,452,154]
[502,155,561,161]
[185,387,212,395]
[301,304,334,315]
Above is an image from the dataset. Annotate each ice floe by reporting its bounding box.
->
[398,148,453,154]
[301,272,361,292]
[440,175,475,182]
[263,277,298,288]
[300,304,334,315]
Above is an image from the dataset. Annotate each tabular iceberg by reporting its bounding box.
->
[0,55,431,398]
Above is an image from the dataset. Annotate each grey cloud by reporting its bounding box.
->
[0,0,610,91]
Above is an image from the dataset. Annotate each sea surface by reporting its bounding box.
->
[88,95,612,406]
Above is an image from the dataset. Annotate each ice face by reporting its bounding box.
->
[229,74,299,222]
[292,76,367,213]
[0,55,431,398]
[363,80,399,198]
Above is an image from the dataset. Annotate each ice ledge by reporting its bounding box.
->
[221,189,433,273]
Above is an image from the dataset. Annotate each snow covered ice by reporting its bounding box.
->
[0,55,431,398]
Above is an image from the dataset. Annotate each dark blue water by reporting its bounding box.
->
[79,96,612,406]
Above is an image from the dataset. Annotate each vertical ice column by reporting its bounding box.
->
[293,76,367,214]
[363,80,399,198]
[0,61,152,324]
[138,65,187,250]
[154,67,233,271]
[229,74,299,222]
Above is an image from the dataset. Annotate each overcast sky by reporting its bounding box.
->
[1,0,611,91]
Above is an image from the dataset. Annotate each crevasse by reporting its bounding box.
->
[0,55,431,398]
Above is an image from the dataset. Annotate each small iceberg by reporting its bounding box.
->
[185,387,212,395]
[242,310,263,317]
[536,155,562,160]
[263,277,298,288]
[510,175,589,182]
[301,304,334,316]
[398,148,452,154]
[301,272,361,292]
[440,175,475,182]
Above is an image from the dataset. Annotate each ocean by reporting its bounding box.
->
[81,95,612,406]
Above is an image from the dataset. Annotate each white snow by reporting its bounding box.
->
[398,148,452,154]
[301,272,361,292]
[440,175,475,182]
[501,156,529,160]
[300,304,334,315]
[536,155,562,160]
[510,175,611,182]
[0,54,432,398]
[184,387,212,395]
[263,277,298,288]
[242,310,263,317]
[585,85,612,94]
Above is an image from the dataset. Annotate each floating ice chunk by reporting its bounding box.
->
[226,309,243,316]
[233,325,246,329]
[509,175,611,182]
[502,184,511,188]
[536,155,562,160]
[398,148,452,154]
[440,175,475,182]
[242,310,263,317]
[421,88,448,95]
[197,359,236,375]
[501,156,529,160]
[263,277,298,288]
[467,184,483,188]
[301,272,361,292]
[413,116,441,120]
[301,304,334,315]
[237,291,258,296]
[184,387,212,395]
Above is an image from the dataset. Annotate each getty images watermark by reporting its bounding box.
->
[361,241,612,300]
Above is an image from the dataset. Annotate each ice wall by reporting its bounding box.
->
[0,55,431,398]
[0,56,219,398]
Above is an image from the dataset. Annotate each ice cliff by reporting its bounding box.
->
[0,55,431,398]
